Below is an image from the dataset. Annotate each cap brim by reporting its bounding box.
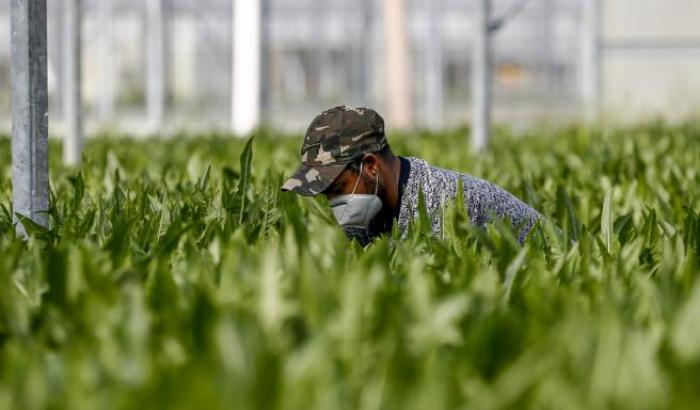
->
[281,163,346,196]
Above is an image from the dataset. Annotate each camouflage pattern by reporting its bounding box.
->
[281,106,388,196]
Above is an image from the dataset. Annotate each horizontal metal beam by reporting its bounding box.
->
[602,39,700,53]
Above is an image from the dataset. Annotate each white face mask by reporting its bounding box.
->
[328,162,383,230]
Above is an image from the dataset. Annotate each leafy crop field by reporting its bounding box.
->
[0,124,699,409]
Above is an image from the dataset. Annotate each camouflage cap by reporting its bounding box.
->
[281,106,387,196]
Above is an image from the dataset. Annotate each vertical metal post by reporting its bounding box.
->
[11,0,50,235]
[581,0,600,122]
[146,0,165,134]
[384,0,412,128]
[471,0,492,151]
[363,0,375,105]
[424,0,443,129]
[541,0,554,110]
[259,0,271,123]
[97,0,114,126]
[315,6,330,101]
[62,0,82,165]
[231,0,262,136]
[350,0,371,105]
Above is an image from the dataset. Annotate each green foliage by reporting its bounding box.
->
[0,123,699,409]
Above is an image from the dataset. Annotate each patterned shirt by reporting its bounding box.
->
[394,157,542,243]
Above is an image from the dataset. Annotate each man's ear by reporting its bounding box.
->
[362,153,380,177]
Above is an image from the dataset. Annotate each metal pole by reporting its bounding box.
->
[97,0,114,126]
[363,0,375,105]
[231,0,262,136]
[259,0,271,124]
[384,0,412,128]
[11,0,50,235]
[581,0,600,122]
[425,0,443,129]
[351,0,371,105]
[471,0,492,151]
[541,0,554,111]
[62,0,82,165]
[146,0,165,134]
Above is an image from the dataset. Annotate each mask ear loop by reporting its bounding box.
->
[349,162,363,197]
[374,166,379,196]
[337,162,365,225]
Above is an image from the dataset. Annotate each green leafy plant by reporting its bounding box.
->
[0,123,698,409]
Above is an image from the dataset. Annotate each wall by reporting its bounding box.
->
[601,0,700,122]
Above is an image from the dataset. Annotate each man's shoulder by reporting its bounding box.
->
[401,156,426,167]
[399,156,469,203]
[402,156,452,176]
[403,156,479,184]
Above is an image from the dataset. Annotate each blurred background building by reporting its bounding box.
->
[0,0,699,136]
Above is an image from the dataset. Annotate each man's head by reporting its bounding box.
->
[282,106,400,242]
[281,106,400,208]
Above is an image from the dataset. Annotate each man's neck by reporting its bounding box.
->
[388,154,402,211]
[373,155,408,236]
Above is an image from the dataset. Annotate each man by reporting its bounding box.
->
[281,106,542,245]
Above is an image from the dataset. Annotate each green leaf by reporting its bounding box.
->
[197,165,211,192]
[238,135,254,225]
[15,213,52,241]
[601,189,613,253]
[69,171,85,209]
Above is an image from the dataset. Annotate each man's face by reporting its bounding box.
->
[322,155,386,201]
[321,153,397,242]
[322,168,364,199]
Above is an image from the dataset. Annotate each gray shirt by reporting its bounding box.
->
[396,157,542,243]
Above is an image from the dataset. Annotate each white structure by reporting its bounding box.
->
[599,0,700,122]
[383,0,412,128]
[231,0,262,136]
[146,0,165,133]
[97,0,115,126]
[62,0,82,165]
[0,0,699,135]
[471,0,493,151]
[424,0,444,129]
[579,0,600,122]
